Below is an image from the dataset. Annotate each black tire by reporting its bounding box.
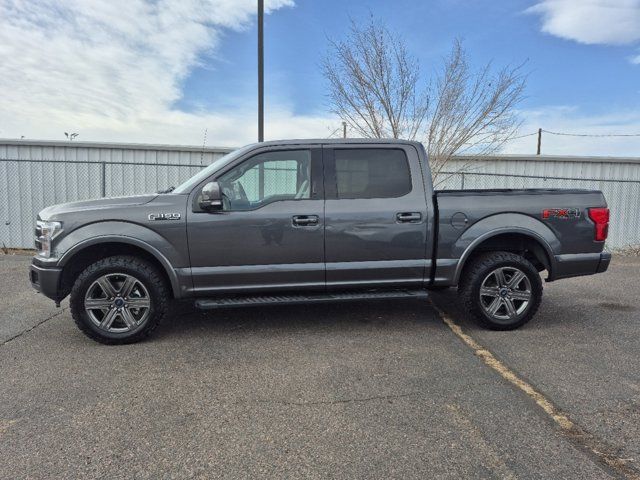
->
[69,256,169,344]
[459,251,542,330]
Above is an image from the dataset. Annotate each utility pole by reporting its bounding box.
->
[536,128,542,155]
[342,121,347,139]
[258,0,264,142]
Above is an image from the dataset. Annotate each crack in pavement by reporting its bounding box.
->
[249,392,420,407]
[431,302,640,480]
[0,307,66,347]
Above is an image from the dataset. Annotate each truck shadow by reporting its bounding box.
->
[429,288,610,332]
[156,284,621,341]
[155,298,441,340]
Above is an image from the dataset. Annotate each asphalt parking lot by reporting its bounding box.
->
[1,254,639,479]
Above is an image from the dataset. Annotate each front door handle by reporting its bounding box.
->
[396,212,422,223]
[292,215,319,226]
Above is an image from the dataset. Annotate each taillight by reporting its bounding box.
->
[588,208,609,241]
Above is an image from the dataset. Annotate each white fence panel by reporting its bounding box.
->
[1,142,638,249]
[439,154,640,249]
[0,140,230,248]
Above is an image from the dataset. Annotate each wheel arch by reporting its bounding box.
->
[454,228,555,285]
[58,237,182,299]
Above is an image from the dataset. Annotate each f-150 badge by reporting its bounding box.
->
[542,208,580,220]
[148,213,181,221]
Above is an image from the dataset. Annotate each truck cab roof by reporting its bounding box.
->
[246,138,425,148]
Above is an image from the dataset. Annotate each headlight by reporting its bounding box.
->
[35,220,62,258]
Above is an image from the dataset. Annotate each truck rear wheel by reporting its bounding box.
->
[460,251,542,330]
[69,256,169,344]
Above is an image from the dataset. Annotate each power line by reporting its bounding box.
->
[542,129,640,138]
[507,132,538,140]
[460,131,538,146]
[325,128,640,141]
[511,128,640,155]
[457,127,640,155]
[326,126,342,138]
[498,130,640,143]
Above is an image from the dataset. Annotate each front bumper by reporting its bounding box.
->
[549,251,611,281]
[30,259,63,302]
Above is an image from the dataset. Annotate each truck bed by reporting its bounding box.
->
[432,188,609,283]
[435,188,600,196]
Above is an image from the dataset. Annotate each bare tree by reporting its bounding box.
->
[426,40,526,180]
[323,18,429,140]
[323,18,526,182]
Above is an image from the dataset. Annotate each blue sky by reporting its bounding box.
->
[181,0,639,118]
[1,0,640,155]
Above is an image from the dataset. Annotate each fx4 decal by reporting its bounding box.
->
[542,208,581,220]
[148,213,181,221]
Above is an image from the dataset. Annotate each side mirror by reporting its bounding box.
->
[199,182,223,211]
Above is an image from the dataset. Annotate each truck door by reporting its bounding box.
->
[323,144,430,289]
[186,146,325,296]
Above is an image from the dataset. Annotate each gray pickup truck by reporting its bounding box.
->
[30,139,611,344]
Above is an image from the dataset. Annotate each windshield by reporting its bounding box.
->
[172,144,255,194]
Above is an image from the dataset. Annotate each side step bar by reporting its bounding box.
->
[195,289,429,310]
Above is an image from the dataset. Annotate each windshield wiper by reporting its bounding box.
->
[158,186,175,194]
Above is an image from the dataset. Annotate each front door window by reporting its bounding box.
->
[217,150,312,211]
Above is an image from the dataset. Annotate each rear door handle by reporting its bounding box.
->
[396,212,422,223]
[292,215,319,226]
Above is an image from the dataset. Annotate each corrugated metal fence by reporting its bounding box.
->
[0,140,230,248]
[438,155,640,249]
[1,140,639,249]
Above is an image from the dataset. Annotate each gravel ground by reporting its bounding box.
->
[0,254,637,479]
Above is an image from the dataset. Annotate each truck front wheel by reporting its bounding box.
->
[460,252,542,330]
[69,256,169,344]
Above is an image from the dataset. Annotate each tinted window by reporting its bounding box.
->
[217,149,311,210]
[334,148,411,199]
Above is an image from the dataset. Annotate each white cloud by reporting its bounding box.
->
[527,0,640,45]
[502,106,640,156]
[0,0,335,146]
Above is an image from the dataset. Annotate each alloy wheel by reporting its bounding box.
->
[84,273,151,333]
[479,266,532,322]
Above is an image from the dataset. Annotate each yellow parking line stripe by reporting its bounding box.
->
[433,305,640,480]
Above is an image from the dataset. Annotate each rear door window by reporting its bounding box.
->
[334,148,411,199]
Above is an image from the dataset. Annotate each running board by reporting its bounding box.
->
[194,289,429,310]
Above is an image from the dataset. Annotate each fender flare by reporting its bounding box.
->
[58,235,183,298]
[451,214,559,284]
